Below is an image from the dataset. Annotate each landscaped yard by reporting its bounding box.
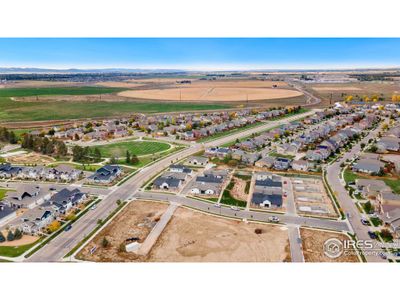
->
[0,188,13,201]
[0,239,41,257]
[91,140,171,157]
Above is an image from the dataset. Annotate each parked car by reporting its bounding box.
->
[90,204,97,210]
[361,218,370,226]
[368,231,377,239]
[214,203,221,208]
[230,206,239,211]
[268,216,280,223]
[64,224,72,232]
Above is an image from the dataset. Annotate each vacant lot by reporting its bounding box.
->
[308,81,400,104]
[119,87,302,102]
[92,140,171,157]
[6,152,55,165]
[147,208,290,262]
[77,200,168,262]
[300,228,359,262]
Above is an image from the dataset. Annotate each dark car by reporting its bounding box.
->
[126,237,140,242]
[361,219,370,226]
[64,224,72,232]
[368,231,377,239]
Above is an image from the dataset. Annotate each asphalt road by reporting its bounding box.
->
[326,120,387,263]
[135,191,350,232]
[25,110,316,262]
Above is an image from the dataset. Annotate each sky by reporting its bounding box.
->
[0,38,399,70]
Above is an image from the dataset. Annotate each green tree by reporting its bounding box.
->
[130,154,139,165]
[14,228,23,240]
[7,230,15,241]
[126,150,131,164]
[0,231,5,243]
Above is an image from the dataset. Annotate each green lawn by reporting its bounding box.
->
[220,190,247,207]
[0,96,232,122]
[383,179,400,194]
[0,188,13,201]
[92,140,171,157]
[269,151,295,159]
[0,239,41,257]
[343,168,359,184]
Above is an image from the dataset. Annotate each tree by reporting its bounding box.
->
[101,237,109,248]
[116,199,122,206]
[126,150,131,164]
[93,147,102,162]
[363,201,374,214]
[0,231,5,243]
[380,229,393,241]
[14,228,23,240]
[130,154,139,165]
[110,156,118,164]
[7,230,15,241]
[48,220,61,233]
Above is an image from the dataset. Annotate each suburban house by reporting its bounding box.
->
[169,165,193,175]
[255,156,276,168]
[251,173,283,208]
[353,159,385,175]
[292,159,312,172]
[18,207,55,235]
[87,165,122,184]
[0,203,18,227]
[153,176,183,191]
[273,157,292,171]
[186,156,209,166]
[190,181,221,195]
[355,179,391,199]
[5,186,50,209]
[0,163,23,178]
[377,136,400,153]
[49,188,87,215]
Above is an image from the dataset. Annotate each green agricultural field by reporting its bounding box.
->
[0,96,232,122]
[93,140,171,157]
[0,86,124,97]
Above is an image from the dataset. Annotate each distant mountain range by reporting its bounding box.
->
[0,67,399,74]
[0,67,186,74]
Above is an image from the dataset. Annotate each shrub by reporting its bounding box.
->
[254,228,263,234]
[101,237,109,248]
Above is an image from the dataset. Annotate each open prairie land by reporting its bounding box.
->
[308,81,400,103]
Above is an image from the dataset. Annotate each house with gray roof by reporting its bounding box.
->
[49,188,86,215]
[87,164,122,184]
[187,156,209,166]
[353,159,385,175]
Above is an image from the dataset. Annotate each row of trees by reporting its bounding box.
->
[21,134,68,157]
[72,145,102,163]
[0,229,23,243]
[0,127,18,144]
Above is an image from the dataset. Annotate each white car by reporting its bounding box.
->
[214,203,221,208]
[230,206,239,211]
[268,216,280,223]
[90,204,97,210]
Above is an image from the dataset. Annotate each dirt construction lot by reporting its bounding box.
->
[78,201,290,262]
[6,152,55,165]
[147,208,290,262]
[300,228,359,262]
[77,200,168,262]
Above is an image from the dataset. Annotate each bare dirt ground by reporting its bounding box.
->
[6,152,55,165]
[230,177,248,201]
[0,231,39,246]
[300,228,359,262]
[312,86,363,91]
[118,87,302,102]
[94,81,145,88]
[147,208,291,262]
[77,200,168,262]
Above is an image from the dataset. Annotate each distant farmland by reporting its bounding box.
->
[0,86,232,123]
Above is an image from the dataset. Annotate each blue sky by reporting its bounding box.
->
[0,38,399,70]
